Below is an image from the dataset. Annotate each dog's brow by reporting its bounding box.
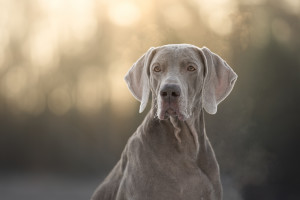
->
[180,59,198,66]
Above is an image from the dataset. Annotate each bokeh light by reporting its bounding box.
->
[107,0,141,26]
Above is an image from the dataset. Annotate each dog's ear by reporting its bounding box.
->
[124,47,156,113]
[199,47,237,114]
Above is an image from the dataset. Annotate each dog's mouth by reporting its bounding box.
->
[158,106,185,121]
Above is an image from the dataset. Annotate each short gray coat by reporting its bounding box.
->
[91,44,237,200]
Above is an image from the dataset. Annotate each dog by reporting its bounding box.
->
[91,44,237,200]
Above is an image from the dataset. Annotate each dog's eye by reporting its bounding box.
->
[187,65,196,71]
[153,66,161,72]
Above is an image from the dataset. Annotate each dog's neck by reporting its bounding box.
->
[148,100,205,155]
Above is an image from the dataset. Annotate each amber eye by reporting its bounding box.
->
[153,65,161,72]
[187,65,196,71]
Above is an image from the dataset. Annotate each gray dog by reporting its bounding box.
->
[91,44,237,200]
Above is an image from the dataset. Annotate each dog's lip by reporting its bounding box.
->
[166,108,176,115]
[160,108,185,121]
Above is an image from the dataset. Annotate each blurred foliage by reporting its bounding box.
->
[0,0,300,199]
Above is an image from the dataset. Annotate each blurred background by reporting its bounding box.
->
[0,0,299,199]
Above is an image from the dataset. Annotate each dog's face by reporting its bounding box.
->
[125,44,237,120]
[149,46,204,121]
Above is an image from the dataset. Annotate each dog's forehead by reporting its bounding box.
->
[153,45,200,64]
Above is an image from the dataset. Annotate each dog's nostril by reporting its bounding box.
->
[161,92,168,97]
[160,84,181,99]
[171,92,180,97]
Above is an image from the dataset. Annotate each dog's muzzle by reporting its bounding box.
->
[158,84,184,120]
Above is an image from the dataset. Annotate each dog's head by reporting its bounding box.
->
[125,44,237,121]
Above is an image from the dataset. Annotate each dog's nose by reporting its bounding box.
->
[160,84,181,101]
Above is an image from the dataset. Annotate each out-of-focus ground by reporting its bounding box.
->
[0,0,300,199]
[0,173,99,200]
[0,173,242,200]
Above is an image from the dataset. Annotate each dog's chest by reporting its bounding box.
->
[118,135,214,200]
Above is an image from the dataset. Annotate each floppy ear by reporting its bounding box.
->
[124,47,156,113]
[199,47,237,114]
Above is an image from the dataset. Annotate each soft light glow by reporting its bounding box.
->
[2,67,28,98]
[27,21,59,73]
[208,11,233,36]
[0,29,9,70]
[108,1,141,26]
[76,66,108,115]
[0,50,4,70]
[108,61,136,116]
[36,0,97,48]
[163,4,192,29]
[196,0,236,35]
[283,0,300,15]
[240,0,266,5]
